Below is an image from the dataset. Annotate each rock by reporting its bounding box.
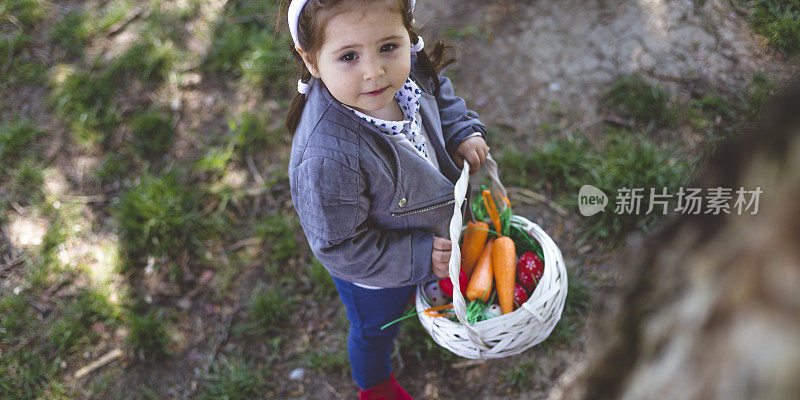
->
[289,367,306,381]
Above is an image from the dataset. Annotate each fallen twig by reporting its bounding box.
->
[225,237,261,252]
[643,68,699,83]
[452,359,487,369]
[322,378,342,398]
[246,155,267,187]
[74,348,124,379]
[604,115,635,128]
[27,299,50,315]
[507,187,569,217]
[44,278,71,299]
[106,8,147,37]
[60,194,107,204]
[11,336,34,352]
[1,254,26,273]
[211,305,245,361]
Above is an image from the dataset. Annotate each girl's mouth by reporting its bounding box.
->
[363,86,388,96]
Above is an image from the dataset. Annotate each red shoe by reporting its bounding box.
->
[358,372,414,400]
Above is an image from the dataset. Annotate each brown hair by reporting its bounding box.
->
[280,0,457,133]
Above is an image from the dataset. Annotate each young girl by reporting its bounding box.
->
[284,1,489,398]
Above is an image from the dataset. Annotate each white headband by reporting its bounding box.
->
[290,0,423,94]
[289,0,417,50]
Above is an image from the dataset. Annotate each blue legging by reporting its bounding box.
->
[332,276,416,390]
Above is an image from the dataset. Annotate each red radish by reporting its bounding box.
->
[516,252,544,291]
[513,283,529,309]
[438,269,469,298]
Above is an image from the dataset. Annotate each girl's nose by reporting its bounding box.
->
[362,58,385,80]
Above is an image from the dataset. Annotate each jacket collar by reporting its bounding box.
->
[302,63,461,185]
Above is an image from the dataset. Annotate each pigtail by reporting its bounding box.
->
[407,11,458,97]
[286,67,312,133]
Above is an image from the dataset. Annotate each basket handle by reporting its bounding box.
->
[447,154,507,347]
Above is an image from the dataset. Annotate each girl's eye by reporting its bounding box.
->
[340,52,358,63]
[381,43,398,53]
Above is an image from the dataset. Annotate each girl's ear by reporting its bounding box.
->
[296,47,320,78]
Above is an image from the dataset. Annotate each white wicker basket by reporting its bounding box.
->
[415,156,568,359]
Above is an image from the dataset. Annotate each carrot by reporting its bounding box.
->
[423,304,455,317]
[460,220,489,277]
[466,239,494,302]
[482,189,502,236]
[492,236,517,315]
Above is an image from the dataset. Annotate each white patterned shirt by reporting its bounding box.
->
[345,78,433,166]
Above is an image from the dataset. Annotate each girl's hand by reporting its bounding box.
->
[452,136,489,175]
[431,236,452,278]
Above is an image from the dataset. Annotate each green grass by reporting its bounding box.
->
[502,360,538,391]
[0,0,47,28]
[24,213,69,288]
[231,110,284,155]
[49,66,119,147]
[0,293,31,339]
[500,129,694,242]
[239,29,293,87]
[206,24,291,84]
[50,9,93,59]
[585,130,695,240]
[45,5,180,151]
[130,110,176,157]
[93,151,137,182]
[127,308,171,362]
[145,1,199,46]
[0,119,42,165]
[499,135,594,193]
[195,110,286,176]
[47,0,132,58]
[254,213,301,265]
[604,75,677,129]
[0,33,29,67]
[305,345,349,373]
[0,284,120,399]
[686,93,735,133]
[0,347,54,400]
[194,143,236,175]
[204,0,292,88]
[743,71,780,120]
[115,169,217,276]
[306,258,337,300]
[49,288,120,353]
[198,358,269,400]
[246,282,298,335]
[1,158,44,211]
[0,32,46,90]
[106,36,176,84]
[394,311,459,365]
[743,0,800,56]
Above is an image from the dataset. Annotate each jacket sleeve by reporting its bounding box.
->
[291,155,439,287]
[436,73,487,156]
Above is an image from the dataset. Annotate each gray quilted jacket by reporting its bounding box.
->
[289,60,486,288]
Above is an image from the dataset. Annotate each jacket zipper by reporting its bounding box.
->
[391,199,456,217]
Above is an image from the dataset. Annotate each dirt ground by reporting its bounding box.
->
[417,0,795,133]
[280,1,798,399]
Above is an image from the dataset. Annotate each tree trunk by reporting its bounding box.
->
[549,81,800,400]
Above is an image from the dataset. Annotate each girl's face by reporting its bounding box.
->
[300,3,411,120]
